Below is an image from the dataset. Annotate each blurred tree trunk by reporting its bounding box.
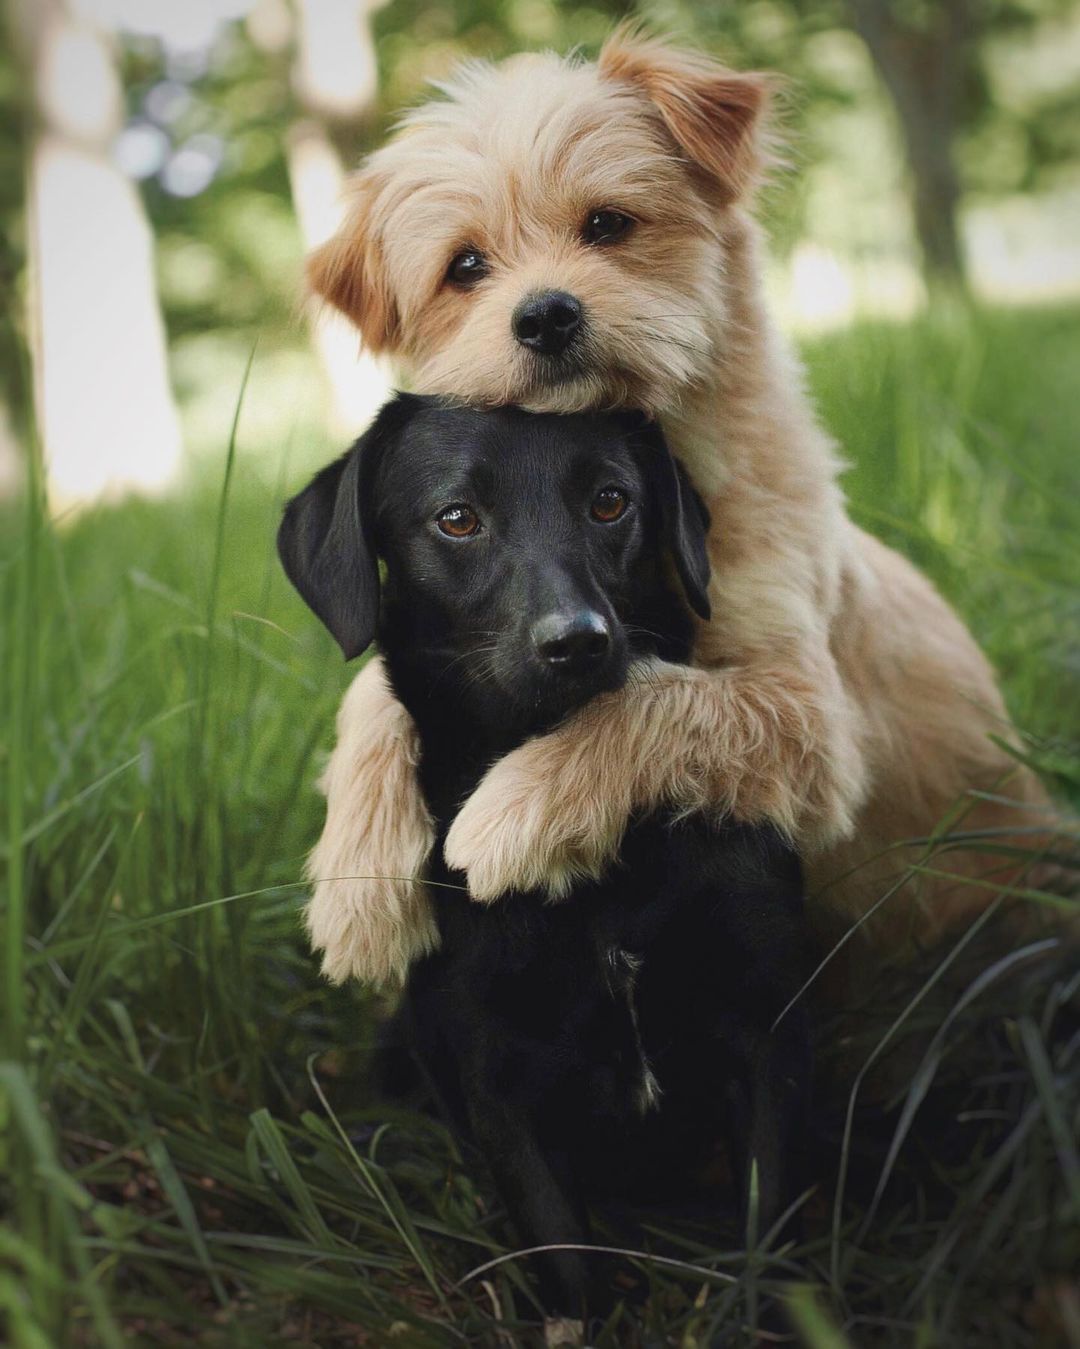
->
[850,0,973,291]
[251,0,390,437]
[15,0,183,507]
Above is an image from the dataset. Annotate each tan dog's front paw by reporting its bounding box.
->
[305,871,437,987]
[444,733,628,902]
[306,656,439,985]
[443,656,868,904]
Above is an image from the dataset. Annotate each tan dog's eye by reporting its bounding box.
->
[436,504,482,537]
[447,249,489,287]
[590,487,628,523]
[582,210,635,246]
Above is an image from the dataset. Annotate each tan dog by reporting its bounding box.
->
[303,30,1054,989]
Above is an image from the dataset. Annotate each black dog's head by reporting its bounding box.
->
[278,394,710,741]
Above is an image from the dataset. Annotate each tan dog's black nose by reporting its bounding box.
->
[531,610,610,668]
[513,291,582,356]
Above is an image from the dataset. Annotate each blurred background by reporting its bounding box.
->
[3,4,1079,1345]
[2,0,1079,503]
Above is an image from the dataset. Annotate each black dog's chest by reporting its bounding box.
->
[429,877,665,1123]
[420,811,774,1135]
[396,813,810,1316]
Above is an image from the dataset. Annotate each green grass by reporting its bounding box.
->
[2,303,1079,1347]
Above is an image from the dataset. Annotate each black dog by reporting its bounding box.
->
[279,395,812,1319]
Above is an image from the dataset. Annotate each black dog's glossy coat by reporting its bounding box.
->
[279,395,812,1318]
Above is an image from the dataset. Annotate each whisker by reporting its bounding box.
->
[629,312,710,323]
[425,642,499,697]
[605,320,711,360]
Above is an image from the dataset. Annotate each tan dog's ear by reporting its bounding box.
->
[598,28,771,201]
[306,181,400,352]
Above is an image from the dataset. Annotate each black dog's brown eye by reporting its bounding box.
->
[447,249,489,286]
[590,487,628,523]
[436,504,481,537]
[582,210,634,246]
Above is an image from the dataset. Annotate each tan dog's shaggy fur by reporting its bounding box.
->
[303,30,1055,989]
[307,663,437,985]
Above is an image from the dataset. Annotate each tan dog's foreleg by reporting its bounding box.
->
[305,656,438,985]
[443,653,868,901]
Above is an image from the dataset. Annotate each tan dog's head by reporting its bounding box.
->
[309,29,771,415]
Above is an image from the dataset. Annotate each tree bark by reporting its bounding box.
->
[850,0,973,290]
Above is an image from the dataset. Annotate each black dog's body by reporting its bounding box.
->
[279,396,811,1318]
[411,816,808,1313]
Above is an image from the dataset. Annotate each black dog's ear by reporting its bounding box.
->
[278,398,422,658]
[637,423,712,621]
[278,446,377,659]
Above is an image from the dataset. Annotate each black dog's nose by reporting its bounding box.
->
[531,610,610,667]
[512,291,583,356]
